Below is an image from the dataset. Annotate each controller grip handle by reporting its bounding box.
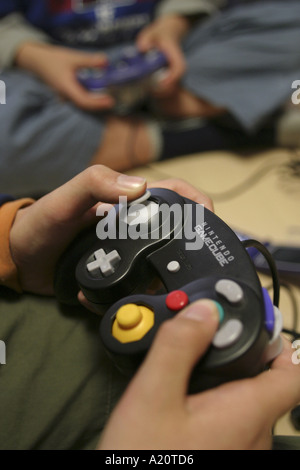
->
[54,226,97,305]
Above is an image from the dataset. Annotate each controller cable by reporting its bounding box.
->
[147,151,300,202]
[242,239,280,308]
[243,239,300,434]
[242,239,300,338]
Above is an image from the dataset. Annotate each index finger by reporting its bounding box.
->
[148,178,214,211]
[157,38,186,86]
[40,166,147,223]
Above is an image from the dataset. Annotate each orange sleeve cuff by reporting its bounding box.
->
[0,198,35,293]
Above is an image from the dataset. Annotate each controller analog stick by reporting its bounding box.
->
[112,304,154,343]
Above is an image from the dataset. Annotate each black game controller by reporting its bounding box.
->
[54,189,282,392]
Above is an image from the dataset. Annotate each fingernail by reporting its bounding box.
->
[182,300,223,324]
[117,175,146,190]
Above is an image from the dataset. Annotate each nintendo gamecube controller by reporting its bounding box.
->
[54,188,283,392]
[77,47,168,114]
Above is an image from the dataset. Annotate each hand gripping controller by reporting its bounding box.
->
[77,47,168,114]
[54,189,283,392]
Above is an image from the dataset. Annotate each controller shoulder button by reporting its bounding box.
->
[121,191,159,227]
[212,319,243,349]
[128,190,151,206]
[126,201,159,226]
[215,279,244,304]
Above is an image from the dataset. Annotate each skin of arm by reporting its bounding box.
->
[15,42,115,111]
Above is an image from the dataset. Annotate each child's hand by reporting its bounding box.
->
[9,167,147,295]
[98,306,300,451]
[9,168,212,297]
[136,15,190,96]
[15,42,115,111]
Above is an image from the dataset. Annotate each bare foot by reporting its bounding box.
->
[90,116,156,171]
[154,87,226,119]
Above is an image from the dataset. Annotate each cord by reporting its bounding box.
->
[278,150,300,194]
[287,149,300,178]
[243,239,300,437]
[242,240,300,339]
[148,151,300,202]
[205,160,280,202]
[285,158,300,178]
[147,161,277,201]
[266,281,300,341]
[242,239,280,307]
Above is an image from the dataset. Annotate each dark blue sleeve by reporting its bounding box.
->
[0,195,15,206]
[0,0,21,19]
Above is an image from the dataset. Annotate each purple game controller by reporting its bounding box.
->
[235,230,300,285]
[77,47,168,113]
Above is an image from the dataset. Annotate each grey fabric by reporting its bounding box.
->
[0,68,104,196]
[182,1,300,131]
[0,13,51,69]
[156,0,224,18]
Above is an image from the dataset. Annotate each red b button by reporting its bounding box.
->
[166,290,189,311]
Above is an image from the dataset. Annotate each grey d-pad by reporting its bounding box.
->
[87,249,121,277]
